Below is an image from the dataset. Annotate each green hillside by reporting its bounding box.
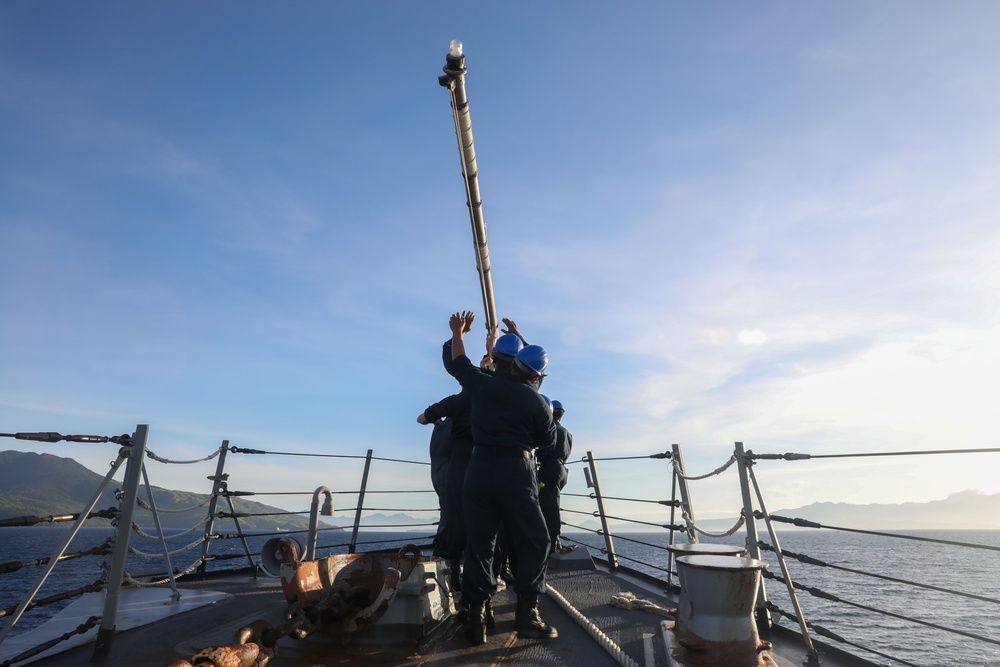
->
[0,450,317,532]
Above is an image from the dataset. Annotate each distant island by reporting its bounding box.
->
[566,490,1000,534]
[3,450,996,534]
[0,450,318,532]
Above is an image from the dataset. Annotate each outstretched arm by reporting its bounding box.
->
[417,412,441,426]
[482,323,499,369]
[502,317,528,345]
[450,312,469,360]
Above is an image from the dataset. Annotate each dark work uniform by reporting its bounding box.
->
[427,419,454,557]
[537,421,572,548]
[422,391,474,560]
[451,353,556,602]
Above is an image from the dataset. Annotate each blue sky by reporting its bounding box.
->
[2,3,999,522]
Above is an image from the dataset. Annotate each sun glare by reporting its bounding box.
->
[738,329,767,345]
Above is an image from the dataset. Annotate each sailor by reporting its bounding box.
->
[425,417,454,558]
[446,311,558,645]
[425,314,519,626]
[537,399,573,552]
[417,393,471,588]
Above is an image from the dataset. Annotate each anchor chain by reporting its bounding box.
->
[161,612,310,667]
[159,539,411,667]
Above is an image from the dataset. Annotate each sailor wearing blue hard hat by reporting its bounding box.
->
[445,311,558,645]
[537,399,572,554]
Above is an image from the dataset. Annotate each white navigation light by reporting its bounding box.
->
[450,40,463,57]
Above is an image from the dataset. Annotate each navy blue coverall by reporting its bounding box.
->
[427,418,454,557]
[422,391,474,560]
[537,421,573,547]
[451,354,557,602]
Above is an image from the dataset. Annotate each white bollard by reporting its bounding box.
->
[673,555,772,667]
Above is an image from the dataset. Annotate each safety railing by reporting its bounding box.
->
[559,449,689,585]
[0,426,151,663]
[4,426,998,667]
[556,441,1000,667]
[0,427,440,666]
[741,443,1000,667]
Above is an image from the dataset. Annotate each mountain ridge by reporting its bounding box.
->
[0,450,314,531]
[4,450,996,533]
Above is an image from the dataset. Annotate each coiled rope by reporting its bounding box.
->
[610,591,673,619]
[145,447,221,465]
[131,517,210,541]
[136,497,210,513]
[128,536,204,558]
[123,558,204,587]
[682,509,746,538]
[546,584,640,667]
[671,454,736,480]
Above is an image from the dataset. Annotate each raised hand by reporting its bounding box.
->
[485,323,499,354]
[450,312,469,337]
[501,317,527,344]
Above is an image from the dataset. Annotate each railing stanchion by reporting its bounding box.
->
[220,481,256,569]
[199,441,229,576]
[94,424,148,659]
[746,455,819,664]
[735,441,771,632]
[585,451,619,570]
[672,443,697,543]
[140,462,180,600]
[667,445,680,590]
[349,449,374,554]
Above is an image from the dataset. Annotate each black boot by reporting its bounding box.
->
[448,559,462,592]
[498,558,515,584]
[515,593,557,639]
[456,598,469,624]
[465,600,487,645]
[485,598,496,630]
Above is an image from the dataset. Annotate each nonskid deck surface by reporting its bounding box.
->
[14,559,656,667]
[16,553,835,667]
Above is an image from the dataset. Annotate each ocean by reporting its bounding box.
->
[1,526,997,667]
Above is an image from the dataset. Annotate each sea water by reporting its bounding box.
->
[570,528,1000,667]
[1,526,997,667]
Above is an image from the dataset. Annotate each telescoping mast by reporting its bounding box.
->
[438,40,498,334]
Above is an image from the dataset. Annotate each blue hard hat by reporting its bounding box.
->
[515,344,548,376]
[552,400,564,411]
[541,394,552,409]
[493,333,523,359]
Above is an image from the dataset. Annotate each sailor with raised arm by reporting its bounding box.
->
[446,311,558,645]
[538,399,573,553]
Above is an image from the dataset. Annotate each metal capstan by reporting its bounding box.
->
[439,40,498,334]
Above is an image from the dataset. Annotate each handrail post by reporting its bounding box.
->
[140,462,180,600]
[672,443,697,543]
[349,449,374,554]
[667,445,680,591]
[735,441,771,632]
[199,441,229,576]
[745,453,819,663]
[220,482,256,569]
[93,424,148,659]
[584,451,618,570]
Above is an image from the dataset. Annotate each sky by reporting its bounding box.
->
[2,2,999,526]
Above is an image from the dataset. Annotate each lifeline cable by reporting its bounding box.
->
[765,570,1000,647]
[765,601,922,667]
[758,541,1000,606]
[546,583,640,667]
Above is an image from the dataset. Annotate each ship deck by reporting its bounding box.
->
[11,550,864,667]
